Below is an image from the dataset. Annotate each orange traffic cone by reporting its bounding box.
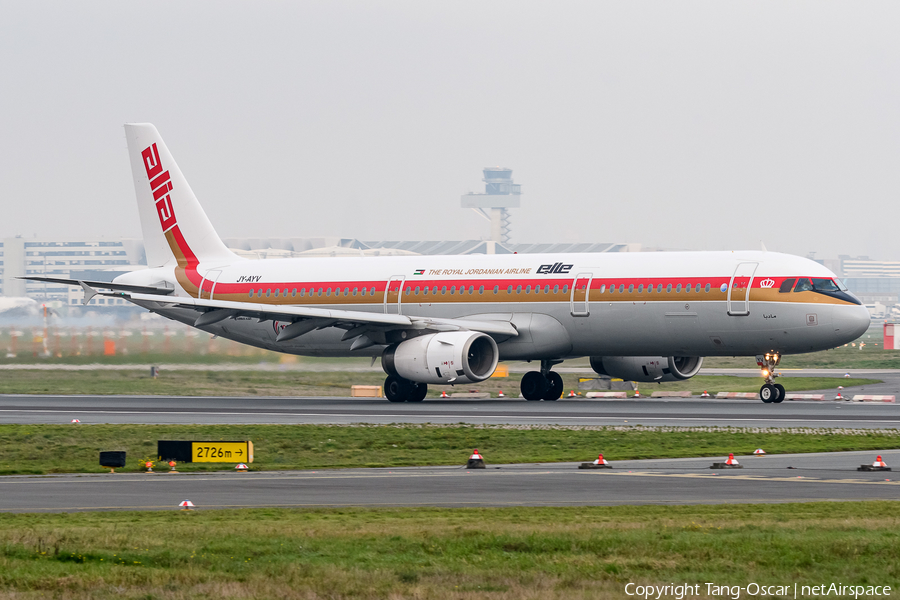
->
[466,449,485,469]
[701,390,710,398]
[633,390,641,398]
[725,453,739,465]
[568,390,577,397]
[497,390,505,398]
[440,390,448,398]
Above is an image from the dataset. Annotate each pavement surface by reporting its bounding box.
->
[2,450,897,513]
[2,394,899,428]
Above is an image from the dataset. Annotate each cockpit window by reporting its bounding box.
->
[779,278,795,293]
[812,278,840,292]
[793,278,813,292]
[836,279,848,291]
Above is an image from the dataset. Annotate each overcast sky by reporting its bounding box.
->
[2,2,898,259]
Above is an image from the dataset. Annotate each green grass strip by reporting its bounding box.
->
[1,424,899,474]
[0,503,898,599]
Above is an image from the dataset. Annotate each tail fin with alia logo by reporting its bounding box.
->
[124,123,238,269]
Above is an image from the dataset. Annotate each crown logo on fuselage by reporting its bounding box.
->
[759,278,775,289]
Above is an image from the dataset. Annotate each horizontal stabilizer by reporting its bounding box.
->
[19,277,174,296]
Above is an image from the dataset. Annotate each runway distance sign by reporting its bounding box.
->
[192,442,253,462]
[158,440,254,463]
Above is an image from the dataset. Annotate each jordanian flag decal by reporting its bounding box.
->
[414,269,425,275]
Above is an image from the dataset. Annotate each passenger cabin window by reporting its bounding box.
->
[704,283,710,293]
[666,284,672,293]
[794,278,813,292]
[600,284,606,294]
[675,284,681,293]
[638,284,643,293]
[562,285,569,293]
[469,286,475,294]
[493,285,499,294]
[370,287,376,295]
[292,289,297,297]
[656,284,663,293]
[553,285,559,293]
[479,286,485,294]
[628,284,634,293]
[779,278,795,293]
[249,290,254,298]
[618,284,624,293]
[449,286,456,295]
[525,285,531,293]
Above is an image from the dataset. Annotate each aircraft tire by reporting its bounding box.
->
[384,375,412,402]
[408,383,428,402]
[773,383,785,403]
[759,384,776,403]
[542,371,563,401]
[521,371,548,401]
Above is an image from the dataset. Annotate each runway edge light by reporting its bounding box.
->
[710,453,743,469]
[579,453,612,470]
[858,455,892,472]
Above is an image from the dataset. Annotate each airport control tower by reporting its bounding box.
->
[461,167,521,244]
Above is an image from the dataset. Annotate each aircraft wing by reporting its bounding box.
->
[120,291,519,346]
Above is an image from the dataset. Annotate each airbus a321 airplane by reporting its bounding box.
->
[26,124,871,403]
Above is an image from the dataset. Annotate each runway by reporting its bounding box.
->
[2,394,899,428]
[3,449,897,513]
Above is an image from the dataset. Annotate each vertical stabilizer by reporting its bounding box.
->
[124,123,238,268]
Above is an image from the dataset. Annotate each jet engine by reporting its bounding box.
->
[589,356,703,383]
[382,331,499,385]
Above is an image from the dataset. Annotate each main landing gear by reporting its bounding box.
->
[520,359,564,401]
[757,353,785,404]
[384,375,428,403]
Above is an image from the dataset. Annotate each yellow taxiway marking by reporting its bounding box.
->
[602,471,900,485]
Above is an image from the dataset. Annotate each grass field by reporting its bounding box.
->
[0,502,897,599]
[1,423,898,475]
[0,369,876,398]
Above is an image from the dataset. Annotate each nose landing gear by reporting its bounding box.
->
[757,353,785,403]
[520,359,564,401]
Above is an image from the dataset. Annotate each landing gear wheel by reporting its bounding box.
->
[542,371,563,401]
[384,375,412,402]
[773,383,785,403]
[760,383,776,403]
[408,383,428,402]
[521,371,548,401]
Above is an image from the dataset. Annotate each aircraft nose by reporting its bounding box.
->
[834,304,870,343]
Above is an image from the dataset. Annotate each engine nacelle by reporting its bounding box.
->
[382,331,499,385]
[589,356,703,383]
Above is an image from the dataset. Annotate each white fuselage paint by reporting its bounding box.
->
[119,249,871,360]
